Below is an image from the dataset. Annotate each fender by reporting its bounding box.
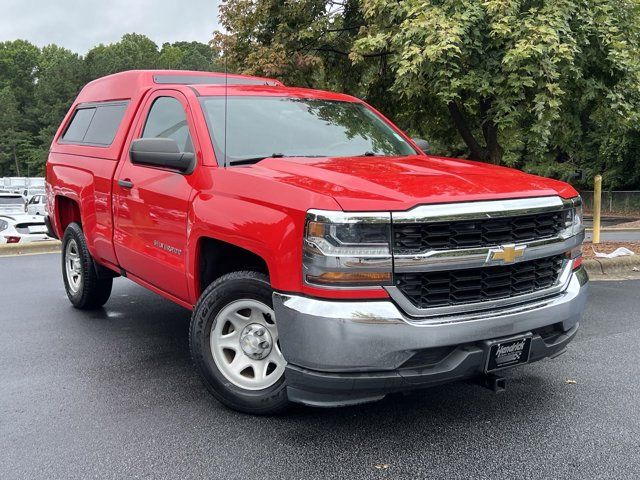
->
[47,152,120,266]
[185,166,340,304]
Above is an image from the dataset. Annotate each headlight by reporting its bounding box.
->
[572,196,584,235]
[303,210,392,287]
[561,196,584,236]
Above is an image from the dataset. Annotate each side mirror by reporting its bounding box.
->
[130,138,194,173]
[412,138,431,154]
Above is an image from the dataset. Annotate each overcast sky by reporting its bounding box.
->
[0,0,222,54]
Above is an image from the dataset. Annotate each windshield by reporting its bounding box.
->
[199,97,416,165]
[0,196,24,205]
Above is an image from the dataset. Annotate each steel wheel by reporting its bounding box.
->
[65,239,82,293]
[210,299,286,391]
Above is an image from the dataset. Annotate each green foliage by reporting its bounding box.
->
[211,0,400,117]
[0,35,218,177]
[85,34,160,78]
[0,40,40,112]
[160,41,218,70]
[214,0,640,189]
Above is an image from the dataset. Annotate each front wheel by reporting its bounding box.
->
[189,271,289,414]
[62,222,113,309]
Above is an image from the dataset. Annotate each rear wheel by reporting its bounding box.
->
[62,222,112,309]
[190,271,289,414]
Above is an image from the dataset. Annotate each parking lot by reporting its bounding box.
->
[1,252,639,479]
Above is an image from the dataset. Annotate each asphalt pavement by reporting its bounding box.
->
[1,253,639,480]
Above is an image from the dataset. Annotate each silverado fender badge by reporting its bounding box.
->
[153,240,183,256]
[486,244,526,264]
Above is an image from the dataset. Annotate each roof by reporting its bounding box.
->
[75,70,283,103]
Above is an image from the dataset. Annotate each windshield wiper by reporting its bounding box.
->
[228,153,284,165]
[228,154,325,165]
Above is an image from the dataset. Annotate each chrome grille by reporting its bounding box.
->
[392,210,568,254]
[395,255,565,309]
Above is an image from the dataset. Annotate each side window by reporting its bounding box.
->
[142,97,194,153]
[61,102,128,146]
[62,108,95,142]
[83,103,128,145]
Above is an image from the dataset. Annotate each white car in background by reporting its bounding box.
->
[0,214,51,244]
[0,193,26,215]
[26,194,47,215]
[22,188,45,201]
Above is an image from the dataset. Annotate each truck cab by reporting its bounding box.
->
[46,70,587,414]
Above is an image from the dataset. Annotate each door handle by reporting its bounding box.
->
[118,179,134,189]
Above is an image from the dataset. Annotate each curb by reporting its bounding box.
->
[583,256,640,277]
[0,241,61,256]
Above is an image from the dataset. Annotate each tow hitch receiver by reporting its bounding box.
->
[472,373,507,393]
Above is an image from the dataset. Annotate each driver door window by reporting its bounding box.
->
[141,97,194,154]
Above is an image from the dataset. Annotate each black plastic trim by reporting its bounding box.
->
[153,74,279,86]
[44,215,58,240]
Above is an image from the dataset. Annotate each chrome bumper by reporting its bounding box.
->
[273,267,588,373]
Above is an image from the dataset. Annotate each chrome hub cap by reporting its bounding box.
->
[210,299,286,390]
[65,239,82,293]
[239,323,273,360]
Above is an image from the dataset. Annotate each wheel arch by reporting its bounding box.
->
[194,236,271,298]
[55,195,82,236]
[187,193,308,305]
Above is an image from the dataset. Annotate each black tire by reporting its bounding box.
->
[61,222,113,310]
[190,271,290,415]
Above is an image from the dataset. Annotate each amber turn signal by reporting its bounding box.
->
[306,221,326,238]
[306,271,392,285]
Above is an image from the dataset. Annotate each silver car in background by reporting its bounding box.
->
[0,193,26,215]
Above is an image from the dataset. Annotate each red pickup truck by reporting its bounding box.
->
[46,70,587,414]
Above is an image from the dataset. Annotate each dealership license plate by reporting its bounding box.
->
[28,226,47,234]
[484,335,532,373]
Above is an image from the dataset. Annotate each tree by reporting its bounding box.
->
[353,0,640,179]
[214,0,640,188]
[211,0,402,118]
[85,33,160,78]
[160,41,218,70]
[0,40,40,113]
[0,86,35,176]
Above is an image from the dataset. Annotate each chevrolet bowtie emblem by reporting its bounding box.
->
[487,244,526,264]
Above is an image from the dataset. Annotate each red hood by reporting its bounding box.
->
[244,155,578,211]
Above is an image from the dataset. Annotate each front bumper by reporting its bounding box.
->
[273,267,588,407]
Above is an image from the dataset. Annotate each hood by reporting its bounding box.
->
[245,155,578,211]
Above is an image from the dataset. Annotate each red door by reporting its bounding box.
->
[112,90,198,301]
